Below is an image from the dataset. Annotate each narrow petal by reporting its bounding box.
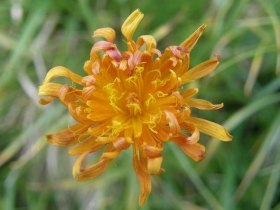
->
[186,98,224,110]
[180,88,198,99]
[42,66,83,85]
[68,137,103,155]
[73,150,90,179]
[181,57,219,84]
[121,9,144,41]
[46,124,90,146]
[133,146,151,206]
[87,110,116,122]
[186,117,233,141]
[93,28,116,42]
[180,24,206,51]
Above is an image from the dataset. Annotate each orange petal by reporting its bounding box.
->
[113,137,131,150]
[153,124,172,142]
[180,24,206,51]
[42,66,83,85]
[102,150,120,159]
[164,110,180,136]
[87,121,111,137]
[38,96,55,105]
[68,103,94,125]
[180,88,198,99]
[186,98,224,110]
[73,150,90,179]
[76,144,116,181]
[38,83,63,97]
[93,28,116,42]
[137,35,157,50]
[58,85,82,106]
[76,158,112,181]
[147,156,164,175]
[179,142,205,162]
[181,58,219,84]
[142,144,163,158]
[132,146,151,206]
[87,110,116,122]
[187,117,233,141]
[68,137,103,155]
[46,124,90,146]
[121,9,144,41]
[132,116,143,137]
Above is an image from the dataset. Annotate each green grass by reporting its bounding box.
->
[1,0,280,209]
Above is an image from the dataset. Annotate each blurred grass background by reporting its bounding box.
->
[0,0,280,209]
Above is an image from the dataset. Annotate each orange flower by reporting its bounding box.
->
[38,9,232,205]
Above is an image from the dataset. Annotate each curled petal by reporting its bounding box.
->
[73,150,90,179]
[76,144,115,181]
[180,24,206,52]
[93,28,116,42]
[136,35,157,50]
[133,146,151,206]
[58,85,82,106]
[172,136,205,161]
[147,156,164,175]
[142,144,163,158]
[164,110,180,136]
[46,124,90,146]
[38,83,63,97]
[150,48,162,57]
[181,58,219,84]
[105,48,122,62]
[92,60,101,75]
[42,66,83,85]
[187,126,200,143]
[186,98,224,110]
[91,41,122,61]
[68,103,94,125]
[81,75,96,86]
[76,158,112,181]
[180,142,205,161]
[121,9,144,41]
[168,46,184,59]
[113,137,131,150]
[90,41,114,54]
[38,96,55,105]
[187,117,233,141]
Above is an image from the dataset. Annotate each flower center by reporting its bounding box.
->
[126,92,142,116]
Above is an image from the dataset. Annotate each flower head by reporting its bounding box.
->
[38,9,232,205]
